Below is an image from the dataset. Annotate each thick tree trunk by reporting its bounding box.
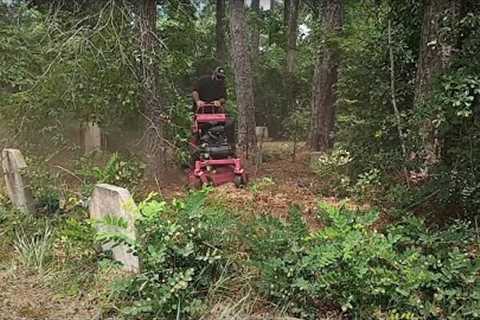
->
[310,0,343,152]
[230,0,257,159]
[216,0,226,65]
[250,0,261,62]
[136,0,165,177]
[414,0,460,165]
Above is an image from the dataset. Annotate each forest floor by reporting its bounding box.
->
[0,265,98,320]
[156,141,371,229]
[0,240,101,320]
[0,142,355,320]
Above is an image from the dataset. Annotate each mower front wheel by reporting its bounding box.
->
[188,175,203,190]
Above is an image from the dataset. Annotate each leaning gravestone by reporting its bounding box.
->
[89,184,139,272]
[1,149,33,213]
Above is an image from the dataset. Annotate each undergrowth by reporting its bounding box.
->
[1,169,479,319]
[98,191,480,320]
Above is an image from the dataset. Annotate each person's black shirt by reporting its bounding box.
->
[192,75,227,110]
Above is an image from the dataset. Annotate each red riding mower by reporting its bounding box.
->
[188,103,248,188]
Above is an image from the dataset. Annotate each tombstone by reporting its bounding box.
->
[255,126,269,141]
[1,149,33,213]
[89,184,139,272]
[82,122,102,154]
[246,0,271,10]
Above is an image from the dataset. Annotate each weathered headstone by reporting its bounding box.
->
[89,184,139,272]
[1,149,33,213]
[82,122,102,154]
[255,126,269,141]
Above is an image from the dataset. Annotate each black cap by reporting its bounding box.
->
[214,66,225,79]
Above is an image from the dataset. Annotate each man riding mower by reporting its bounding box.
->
[187,67,248,188]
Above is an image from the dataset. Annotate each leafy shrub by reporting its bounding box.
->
[23,156,63,215]
[249,204,480,319]
[417,72,480,217]
[350,168,383,202]
[105,191,241,319]
[90,191,480,319]
[76,153,145,195]
[54,215,97,267]
[311,148,353,196]
[249,176,275,194]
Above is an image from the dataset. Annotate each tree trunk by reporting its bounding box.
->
[250,0,261,62]
[284,0,290,26]
[230,0,257,159]
[216,0,226,65]
[285,0,299,123]
[136,0,165,177]
[310,0,344,152]
[414,0,460,165]
[286,0,299,74]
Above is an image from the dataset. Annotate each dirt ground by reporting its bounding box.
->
[0,265,98,320]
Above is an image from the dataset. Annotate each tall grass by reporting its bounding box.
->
[13,223,53,273]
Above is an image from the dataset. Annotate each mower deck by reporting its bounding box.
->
[188,104,247,188]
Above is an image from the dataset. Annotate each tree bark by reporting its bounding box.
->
[414,0,460,165]
[286,0,299,74]
[285,0,299,122]
[136,0,165,177]
[310,0,343,152]
[250,0,261,62]
[216,0,226,65]
[284,0,290,26]
[230,0,257,159]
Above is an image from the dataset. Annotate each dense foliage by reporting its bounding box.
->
[1,1,480,319]
[95,191,480,319]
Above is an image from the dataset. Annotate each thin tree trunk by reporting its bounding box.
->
[230,0,257,159]
[414,0,460,165]
[310,0,343,152]
[284,0,290,26]
[286,0,299,74]
[136,0,165,177]
[216,0,226,65]
[388,19,410,184]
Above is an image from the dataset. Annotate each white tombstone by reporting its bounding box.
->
[2,149,33,213]
[89,184,139,272]
[255,126,269,141]
[246,0,272,10]
[83,122,102,154]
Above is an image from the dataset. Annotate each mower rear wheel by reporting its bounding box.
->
[234,174,247,188]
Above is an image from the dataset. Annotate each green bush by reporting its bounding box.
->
[96,192,480,319]
[311,148,353,196]
[102,191,242,319]
[75,153,145,196]
[249,204,480,319]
